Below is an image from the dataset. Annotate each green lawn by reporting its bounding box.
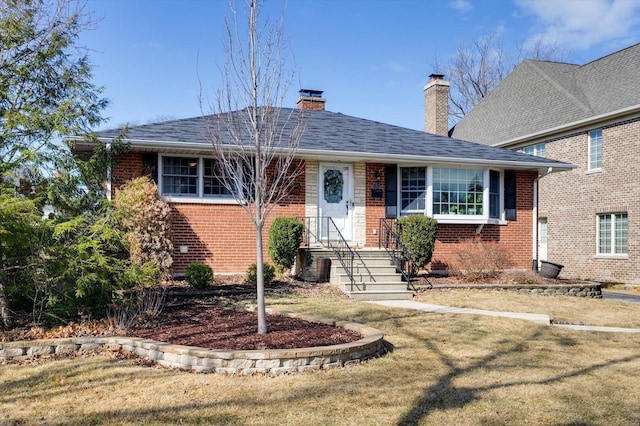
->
[1,289,639,425]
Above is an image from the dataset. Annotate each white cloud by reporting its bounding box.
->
[450,0,473,13]
[515,0,640,50]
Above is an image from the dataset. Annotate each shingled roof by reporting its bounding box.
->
[451,43,640,146]
[83,107,572,171]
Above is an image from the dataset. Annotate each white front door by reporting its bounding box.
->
[319,163,353,241]
[538,218,548,265]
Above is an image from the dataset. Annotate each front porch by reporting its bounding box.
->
[296,216,414,301]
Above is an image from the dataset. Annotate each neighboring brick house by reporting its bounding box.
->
[451,43,640,284]
[72,88,571,280]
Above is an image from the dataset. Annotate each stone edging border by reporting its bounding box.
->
[0,309,385,375]
[423,282,602,298]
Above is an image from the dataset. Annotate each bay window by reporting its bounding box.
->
[397,166,506,223]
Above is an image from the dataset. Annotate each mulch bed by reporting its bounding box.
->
[127,300,361,351]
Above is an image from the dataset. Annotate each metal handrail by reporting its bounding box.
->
[301,216,355,288]
[378,218,417,290]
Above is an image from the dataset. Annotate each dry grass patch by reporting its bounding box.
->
[1,290,639,425]
[415,288,640,328]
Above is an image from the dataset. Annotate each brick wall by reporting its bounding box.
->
[112,154,537,275]
[112,153,305,274]
[538,118,640,284]
[365,163,386,247]
[363,166,536,270]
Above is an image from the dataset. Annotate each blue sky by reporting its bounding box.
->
[82,0,640,131]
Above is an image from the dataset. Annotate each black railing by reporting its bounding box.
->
[378,218,417,290]
[301,217,355,288]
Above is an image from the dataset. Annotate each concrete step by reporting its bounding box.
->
[347,290,415,301]
[339,281,410,292]
[334,272,404,285]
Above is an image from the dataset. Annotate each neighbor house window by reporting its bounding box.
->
[598,213,627,255]
[400,167,426,214]
[160,156,234,199]
[433,168,484,215]
[524,143,546,157]
[589,129,602,170]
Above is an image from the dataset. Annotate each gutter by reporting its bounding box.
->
[70,137,575,172]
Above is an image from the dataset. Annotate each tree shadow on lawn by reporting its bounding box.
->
[397,327,640,425]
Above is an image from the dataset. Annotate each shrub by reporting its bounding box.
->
[397,215,438,274]
[449,239,514,282]
[268,217,304,273]
[113,177,173,281]
[246,262,276,285]
[185,263,213,289]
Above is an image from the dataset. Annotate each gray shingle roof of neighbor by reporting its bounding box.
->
[451,42,640,146]
[89,107,572,170]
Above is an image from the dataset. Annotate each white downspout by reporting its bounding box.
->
[533,167,552,269]
[106,143,112,201]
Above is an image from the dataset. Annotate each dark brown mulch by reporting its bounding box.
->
[0,278,362,352]
[127,300,361,351]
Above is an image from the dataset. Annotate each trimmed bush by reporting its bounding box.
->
[268,217,304,273]
[246,262,276,285]
[185,263,213,289]
[397,215,438,273]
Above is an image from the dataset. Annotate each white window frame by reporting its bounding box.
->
[158,154,240,204]
[523,143,546,158]
[588,129,602,171]
[596,212,628,258]
[398,165,505,225]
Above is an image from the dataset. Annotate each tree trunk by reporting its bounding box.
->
[0,238,13,329]
[255,223,267,334]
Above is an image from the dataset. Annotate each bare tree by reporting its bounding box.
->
[438,30,568,126]
[202,0,305,334]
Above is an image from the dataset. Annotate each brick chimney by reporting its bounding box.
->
[297,89,326,111]
[423,74,450,136]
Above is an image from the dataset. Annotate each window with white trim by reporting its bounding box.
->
[160,156,234,199]
[397,166,505,222]
[433,168,484,215]
[589,129,602,170]
[597,213,627,255]
[523,143,546,157]
[400,167,426,214]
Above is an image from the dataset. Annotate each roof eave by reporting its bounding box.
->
[71,137,575,172]
[494,104,640,148]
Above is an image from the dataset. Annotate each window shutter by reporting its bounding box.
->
[141,153,158,183]
[505,170,517,220]
[385,165,397,218]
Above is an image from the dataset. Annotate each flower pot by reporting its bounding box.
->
[539,260,564,279]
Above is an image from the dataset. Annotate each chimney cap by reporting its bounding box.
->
[429,73,445,80]
[299,89,324,97]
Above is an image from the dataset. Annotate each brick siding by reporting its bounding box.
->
[113,154,536,275]
[538,118,640,284]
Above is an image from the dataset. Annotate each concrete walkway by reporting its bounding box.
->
[370,300,640,333]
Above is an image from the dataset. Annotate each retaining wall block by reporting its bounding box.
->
[27,346,54,356]
[0,347,25,359]
[228,358,255,370]
[55,344,78,354]
[255,359,281,369]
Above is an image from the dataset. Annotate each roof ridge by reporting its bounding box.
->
[526,60,592,115]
